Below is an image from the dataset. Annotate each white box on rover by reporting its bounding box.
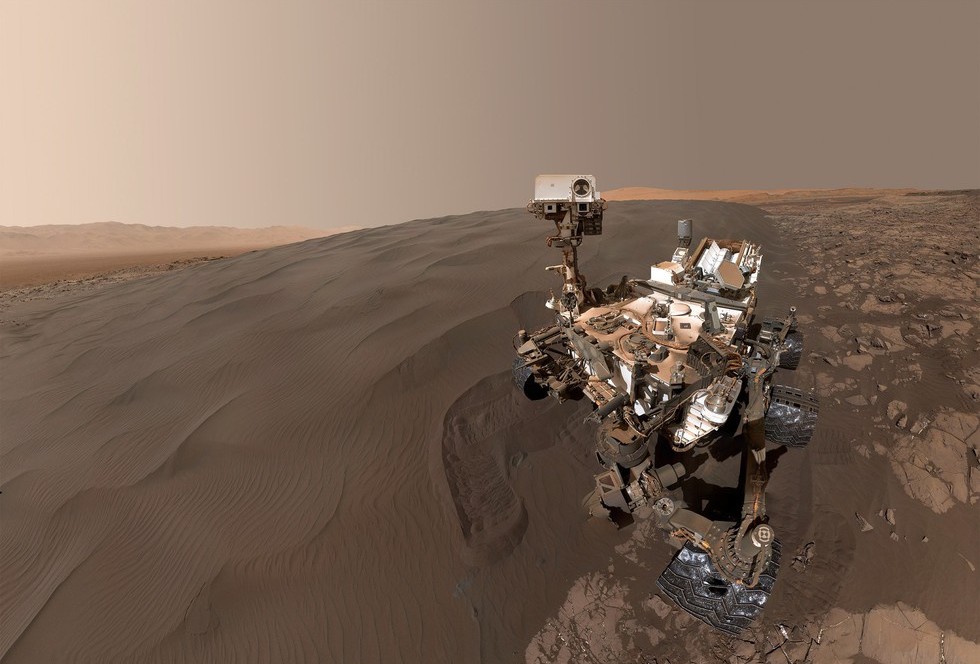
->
[532,174,600,203]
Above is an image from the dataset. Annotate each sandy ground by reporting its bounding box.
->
[1,192,977,663]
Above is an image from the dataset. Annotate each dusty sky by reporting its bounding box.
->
[2,1,978,229]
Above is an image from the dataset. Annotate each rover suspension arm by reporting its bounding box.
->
[739,309,798,523]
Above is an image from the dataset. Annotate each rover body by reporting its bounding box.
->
[513,175,818,634]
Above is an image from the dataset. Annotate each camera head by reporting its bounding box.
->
[527,174,606,235]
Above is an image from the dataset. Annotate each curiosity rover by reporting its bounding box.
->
[512,175,819,634]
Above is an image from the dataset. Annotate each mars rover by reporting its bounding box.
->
[512,175,819,634]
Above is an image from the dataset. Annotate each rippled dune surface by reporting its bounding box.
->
[0,202,740,662]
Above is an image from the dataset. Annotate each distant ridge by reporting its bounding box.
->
[603,186,917,204]
[0,221,359,258]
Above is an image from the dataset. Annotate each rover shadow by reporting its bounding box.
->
[707,434,744,464]
[764,445,788,475]
[679,476,743,521]
[710,431,792,466]
[652,428,791,521]
[728,443,790,511]
[609,508,637,529]
[650,430,748,479]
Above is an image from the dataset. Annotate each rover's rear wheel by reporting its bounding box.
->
[512,358,548,401]
[765,384,819,448]
[656,540,781,635]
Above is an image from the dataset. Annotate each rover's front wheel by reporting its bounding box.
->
[656,540,781,635]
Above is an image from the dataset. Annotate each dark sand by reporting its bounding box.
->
[1,194,977,663]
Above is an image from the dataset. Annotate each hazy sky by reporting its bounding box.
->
[2,1,978,229]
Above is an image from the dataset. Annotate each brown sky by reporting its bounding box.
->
[2,1,978,229]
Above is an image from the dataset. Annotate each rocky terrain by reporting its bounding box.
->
[0,255,229,313]
[766,190,979,516]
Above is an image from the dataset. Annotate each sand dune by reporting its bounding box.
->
[1,194,977,662]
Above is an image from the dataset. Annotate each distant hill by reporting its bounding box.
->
[0,221,358,258]
[602,186,916,204]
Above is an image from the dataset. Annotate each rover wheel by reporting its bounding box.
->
[512,358,548,401]
[656,540,781,635]
[765,384,819,448]
[777,330,804,370]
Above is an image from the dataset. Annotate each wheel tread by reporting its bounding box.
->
[656,541,782,635]
[766,385,819,448]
